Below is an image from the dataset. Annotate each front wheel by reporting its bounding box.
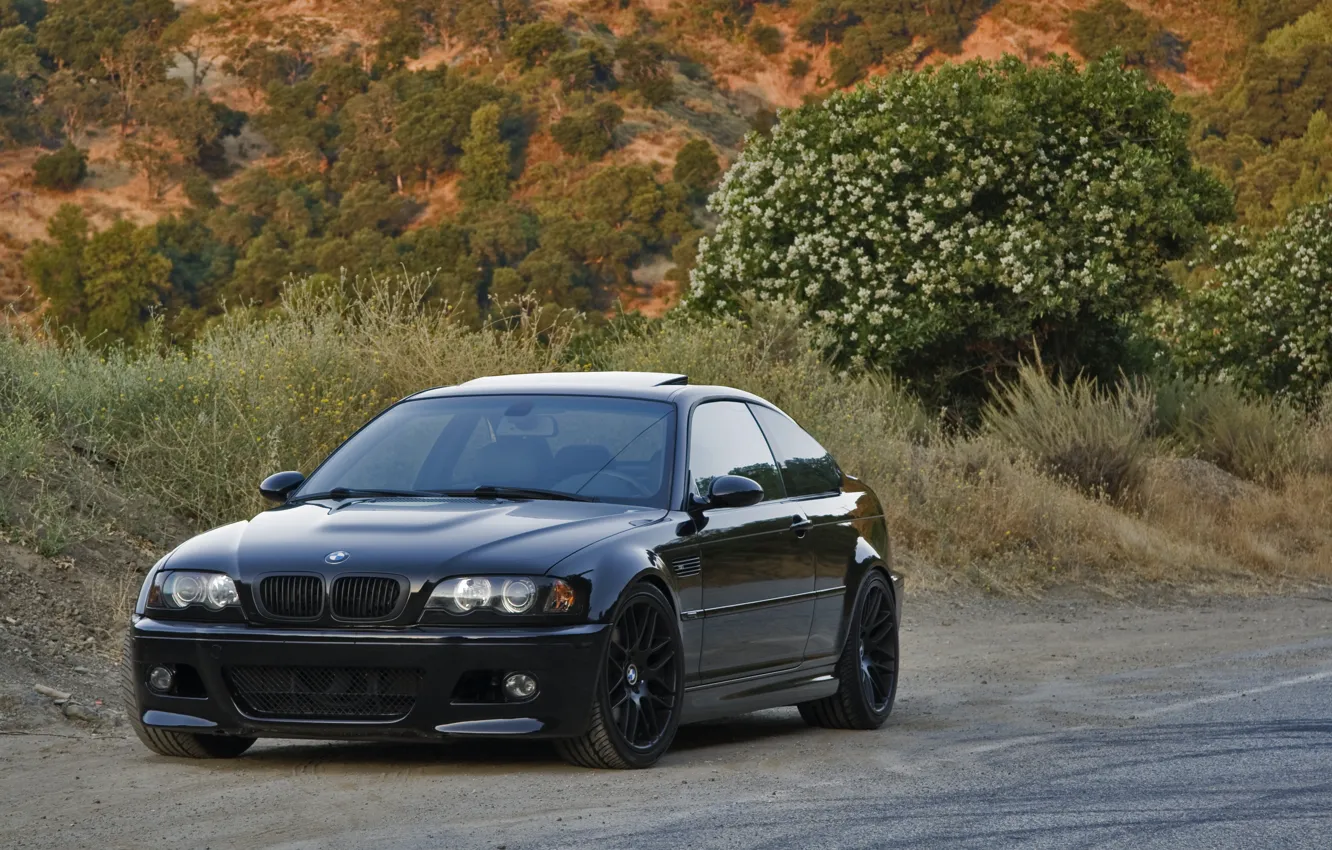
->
[120,632,256,759]
[798,570,898,729]
[555,583,683,769]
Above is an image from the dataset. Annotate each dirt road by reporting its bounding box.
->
[3,593,1331,849]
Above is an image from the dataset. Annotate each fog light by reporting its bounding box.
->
[148,665,175,694]
[503,672,537,701]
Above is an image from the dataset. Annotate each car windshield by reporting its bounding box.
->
[297,394,675,508]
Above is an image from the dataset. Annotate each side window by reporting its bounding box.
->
[750,405,842,497]
[689,401,785,502]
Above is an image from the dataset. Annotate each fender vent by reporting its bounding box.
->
[670,555,702,579]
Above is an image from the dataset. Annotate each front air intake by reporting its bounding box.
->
[225,666,420,720]
[330,575,404,621]
[257,575,324,619]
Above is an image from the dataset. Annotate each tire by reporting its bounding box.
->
[555,583,684,769]
[120,632,256,759]
[798,570,898,730]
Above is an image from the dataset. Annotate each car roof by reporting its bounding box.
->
[405,371,774,408]
[462,371,687,389]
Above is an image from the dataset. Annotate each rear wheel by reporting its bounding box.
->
[555,584,683,769]
[798,571,898,730]
[120,632,255,759]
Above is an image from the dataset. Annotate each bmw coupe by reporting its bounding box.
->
[124,371,901,768]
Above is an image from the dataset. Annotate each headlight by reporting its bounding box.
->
[149,571,240,611]
[426,576,575,615]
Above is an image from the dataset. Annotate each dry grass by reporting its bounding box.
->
[2,278,1331,601]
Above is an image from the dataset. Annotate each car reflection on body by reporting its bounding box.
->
[125,371,901,768]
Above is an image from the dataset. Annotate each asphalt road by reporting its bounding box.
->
[3,594,1330,849]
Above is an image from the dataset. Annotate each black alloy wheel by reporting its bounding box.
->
[556,583,683,768]
[798,570,898,729]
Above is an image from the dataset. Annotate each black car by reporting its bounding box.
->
[124,371,901,769]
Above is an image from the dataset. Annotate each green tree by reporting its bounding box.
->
[672,138,720,199]
[0,0,47,29]
[458,102,511,206]
[119,125,177,199]
[549,40,615,91]
[35,0,175,75]
[689,57,1233,403]
[38,68,111,145]
[161,5,220,90]
[0,23,43,146]
[550,101,623,159]
[23,203,89,330]
[1071,0,1178,69]
[81,219,172,343]
[616,35,674,106]
[507,20,567,67]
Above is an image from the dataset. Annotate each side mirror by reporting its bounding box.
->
[259,470,305,503]
[696,475,764,511]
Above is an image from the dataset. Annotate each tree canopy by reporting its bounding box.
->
[689,57,1232,401]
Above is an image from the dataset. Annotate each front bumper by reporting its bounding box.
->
[128,617,608,741]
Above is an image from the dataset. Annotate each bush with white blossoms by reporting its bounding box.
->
[1160,196,1332,405]
[688,56,1231,400]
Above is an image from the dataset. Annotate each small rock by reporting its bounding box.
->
[73,666,90,674]
[62,702,101,724]
[34,684,72,701]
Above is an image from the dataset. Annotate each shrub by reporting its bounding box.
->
[983,364,1153,501]
[183,173,220,209]
[550,101,624,159]
[751,24,784,56]
[1070,0,1174,68]
[616,36,675,106]
[1158,381,1311,486]
[1160,196,1332,404]
[6,283,1332,593]
[0,275,569,527]
[689,57,1232,405]
[507,21,569,68]
[32,143,88,191]
[788,55,812,78]
[672,138,720,197]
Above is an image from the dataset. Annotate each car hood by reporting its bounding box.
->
[164,498,667,580]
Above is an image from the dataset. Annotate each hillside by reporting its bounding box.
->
[2,0,1330,337]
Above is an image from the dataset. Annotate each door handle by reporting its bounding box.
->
[791,515,813,537]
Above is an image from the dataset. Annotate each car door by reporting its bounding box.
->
[690,401,817,681]
[748,404,859,665]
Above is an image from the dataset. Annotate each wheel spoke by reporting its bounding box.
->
[626,698,642,746]
[640,696,659,738]
[636,608,655,651]
[647,689,675,710]
[863,592,881,629]
[609,684,630,712]
[646,635,673,657]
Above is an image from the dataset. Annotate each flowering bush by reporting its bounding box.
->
[688,57,1230,401]
[1160,196,1332,404]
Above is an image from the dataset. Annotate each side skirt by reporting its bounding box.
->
[680,662,839,724]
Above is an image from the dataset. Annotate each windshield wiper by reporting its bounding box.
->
[291,487,439,502]
[471,485,597,502]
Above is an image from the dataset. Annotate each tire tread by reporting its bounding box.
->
[120,632,254,759]
[797,572,895,731]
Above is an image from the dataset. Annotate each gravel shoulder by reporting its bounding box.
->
[2,592,1331,849]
